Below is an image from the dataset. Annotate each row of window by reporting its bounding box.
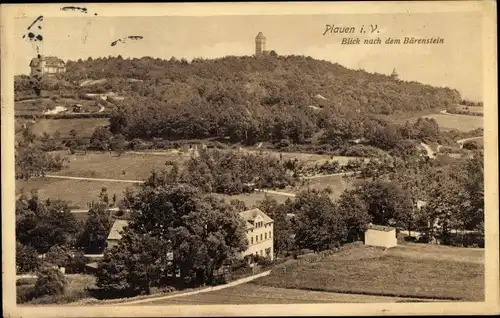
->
[249,222,271,232]
[255,248,272,258]
[250,231,272,245]
[254,221,272,229]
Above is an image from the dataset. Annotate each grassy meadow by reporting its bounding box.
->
[455,105,484,114]
[294,175,359,200]
[16,148,359,211]
[252,243,484,301]
[16,118,109,138]
[143,282,431,305]
[423,114,483,132]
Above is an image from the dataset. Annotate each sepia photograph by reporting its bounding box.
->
[1,1,498,317]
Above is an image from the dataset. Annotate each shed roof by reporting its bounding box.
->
[107,219,129,241]
[367,224,396,232]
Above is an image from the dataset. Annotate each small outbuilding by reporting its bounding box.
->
[106,219,130,250]
[364,224,397,248]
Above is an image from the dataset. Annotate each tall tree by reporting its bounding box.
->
[353,179,413,227]
[336,189,372,242]
[16,241,41,273]
[96,229,170,295]
[287,190,346,251]
[77,203,113,254]
[98,179,248,293]
[257,195,294,257]
[16,195,80,254]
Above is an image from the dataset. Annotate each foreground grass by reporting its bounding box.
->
[252,245,484,301]
[143,283,431,305]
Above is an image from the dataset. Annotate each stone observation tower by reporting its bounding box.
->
[255,32,267,56]
[391,68,399,80]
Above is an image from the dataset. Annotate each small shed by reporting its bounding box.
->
[364,224,397,248]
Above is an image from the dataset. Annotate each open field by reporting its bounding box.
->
[375,107,443,125]
[52,152,184,180]
[455,105,484,114]
[16,178,136,211]
[16,178,289,215]
[293,174,359,200]
[16,118,109,138]
[423,114,483,132]
[252,244,484,301]
[15,149,359,209]
[143,282,435,305]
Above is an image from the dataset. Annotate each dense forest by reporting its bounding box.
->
[15,55,462,146]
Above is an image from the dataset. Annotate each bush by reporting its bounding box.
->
[34,267,68,298]
[341,144,387,157]
[66,252,88,274]
[296,248,314,256]
[210,141,228,149]
[17,285,36,303]
[16,242,41,274]
[26,289,90,305]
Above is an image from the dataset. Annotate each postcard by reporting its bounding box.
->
[1,1,498,317]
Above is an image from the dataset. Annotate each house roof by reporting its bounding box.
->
[255,32,266,40]
[107,219,130,241]
[367,224,395,232]
[85,262,99,269]
[239,208,273,229]
[29,56,65,67]
[107,209,273,240]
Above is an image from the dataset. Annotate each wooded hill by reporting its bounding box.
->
[15,54,462,150]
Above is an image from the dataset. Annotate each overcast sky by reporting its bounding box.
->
[14,12,483,101]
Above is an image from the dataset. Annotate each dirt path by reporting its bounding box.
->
[44,175,144,184]
[301,171,358,180]
[420,142,436,159]
[114,270,272,306]
[457,136,482,144]
[71,207,121,213]
[255,189,296,197]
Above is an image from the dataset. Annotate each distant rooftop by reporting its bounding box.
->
[29,56,65,67]
[107,219,130,241]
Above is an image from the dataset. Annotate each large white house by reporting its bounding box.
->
[106,208,274,260]
[239,208,274,261]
